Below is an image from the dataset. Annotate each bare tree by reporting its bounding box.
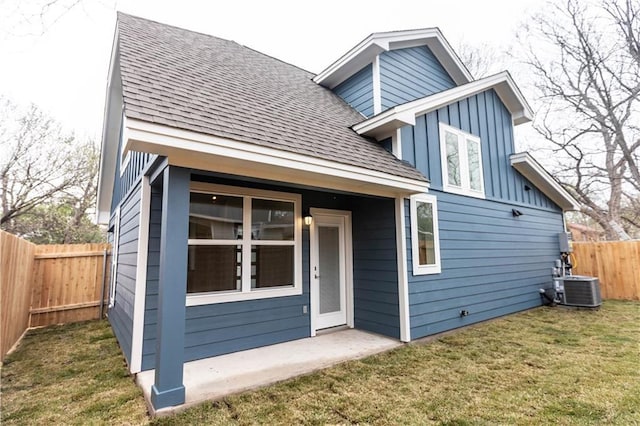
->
[457,42,504,79]
[0,96,100,242]
[519,0,640,240]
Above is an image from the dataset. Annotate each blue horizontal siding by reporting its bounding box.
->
[352,196,399,338]
[380,46,455,110]
[333,64,374,117]
[407,191,565,340]
[140,176,400,370]
[108,183,142,365]
[401,89,560,210]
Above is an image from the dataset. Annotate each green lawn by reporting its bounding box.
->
[2,301,639,425]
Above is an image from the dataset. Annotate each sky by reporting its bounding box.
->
[0,0,543,141]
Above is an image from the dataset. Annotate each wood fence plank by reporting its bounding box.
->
[573,241,640,300]
[1,231,35,361]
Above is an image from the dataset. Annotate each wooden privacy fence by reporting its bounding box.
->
[572,241,640,300]
[1,231,35,362]
[30,243,111,327]
[1,230,110,361]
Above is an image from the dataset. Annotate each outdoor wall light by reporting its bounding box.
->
[512,209,524,217]
[304,215,313,226]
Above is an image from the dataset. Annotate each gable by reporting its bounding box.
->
[380,46,456,110]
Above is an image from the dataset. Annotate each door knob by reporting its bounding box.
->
[314,274,320,279]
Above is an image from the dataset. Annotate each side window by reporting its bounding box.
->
[439,123,485,198]
[410,194,441,275]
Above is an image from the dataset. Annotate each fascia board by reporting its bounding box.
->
[96,23,121,225]
[354,72,533,139]
[510,152,580,211]
[124,119,429,197]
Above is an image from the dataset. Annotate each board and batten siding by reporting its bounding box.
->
[406,192,564,338]
[380,46,456,111]
[140,176,401,370]
[333,64,374,118]
[108,182,142,365]
[401,89,557,209]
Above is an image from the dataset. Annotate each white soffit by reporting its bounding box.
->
[510,152,580,211]
[313,28,473,89]
[353,72,534,139]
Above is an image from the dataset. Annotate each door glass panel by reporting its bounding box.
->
[319,226,340,314]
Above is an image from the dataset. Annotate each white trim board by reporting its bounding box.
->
[130,176,151,373]
[314,28,472,89]
[394,198,411,342]
[96,26,124,225]
[353,71,534,140]
[120,119,428,199]
[510,152,580,211]
[372,55,382,115]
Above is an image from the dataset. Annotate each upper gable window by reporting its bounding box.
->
[439,123,484,198]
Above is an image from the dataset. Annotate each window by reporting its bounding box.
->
[186,183,302,305]
[410,194,441,275]
[439,123,484,198]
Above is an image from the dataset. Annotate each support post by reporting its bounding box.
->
[151,166,190,410]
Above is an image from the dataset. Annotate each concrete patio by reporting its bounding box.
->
[136,328,403,415]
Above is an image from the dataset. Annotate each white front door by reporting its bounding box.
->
[310,209,352,333]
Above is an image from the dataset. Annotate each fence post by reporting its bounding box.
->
[99,248,108,320]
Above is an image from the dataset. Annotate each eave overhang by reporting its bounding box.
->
[96,118,429,224]
[510,152,580,211]
[353,71,534,140]
[96,22,122,225]
[313,28,473,89]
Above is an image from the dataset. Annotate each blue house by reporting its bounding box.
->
[97,13,579,411]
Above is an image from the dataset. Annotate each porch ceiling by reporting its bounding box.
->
[136,329,401,415]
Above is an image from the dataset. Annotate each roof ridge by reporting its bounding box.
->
[116,12,239,46]
[117,12,315,76]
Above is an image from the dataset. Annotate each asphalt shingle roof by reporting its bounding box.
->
[116,13,426,183]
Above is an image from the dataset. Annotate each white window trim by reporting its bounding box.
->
[109,207,121,307]
[439,122,485,199]
[410,193,441,275]
[186,182,302,306]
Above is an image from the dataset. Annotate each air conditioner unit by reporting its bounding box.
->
[559,276,602,308]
